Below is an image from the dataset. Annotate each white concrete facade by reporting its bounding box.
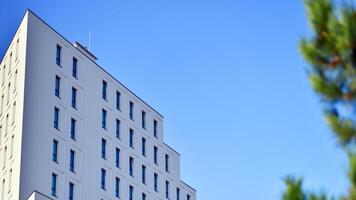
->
[0,10,196,200]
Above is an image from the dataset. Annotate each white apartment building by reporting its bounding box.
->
[0,10,196,200]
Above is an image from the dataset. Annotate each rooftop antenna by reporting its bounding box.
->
[88,31,91,50]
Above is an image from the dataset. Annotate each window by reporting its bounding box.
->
[9,53,12,73]
[142,137,146,156]
[176,188,180,200]
[51,173,57,197]
[129,101,134,120]
[1,95,3,115]
[12,102,16,124]
[10,135,14,158]
[70,118,76,140]
[71,87,77,108]
[142,193,146,200]
[142,165,146,184]
[154,173,158,192]
[165,154,169,172]
[142,111,146,129]
[56,45,61,66]
[154,120,158,138]
[72,57,78,78]
[69,182,74,200]
[116,119,120,139]
[14,70,17,92]
[55,76,60,97]
[166,180,170,199]
[129,129,134,148]
[129,156,134,177]
[102,80,107,100]
[101,138,106,159]
[1,179,4,200]
[15,39,19,60]
[52,140,58,162]
[154,146,158,165]
[54,107,59,129]
[101,168,106,190]
[70,149,75,172]
[3,146,6,169]
[187,194,191,200]
[7,82,10,103]
[115,177,120,198]
[129,185,134,200]
[2,65,5,86]
[5,114,8,135]
[116,91,121,110]
[102,109,107,129]
[115,148,120,168]
[8,169,12,193]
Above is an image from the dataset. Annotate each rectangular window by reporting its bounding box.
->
[154,120,158,138]
[142,111,146,129]
[187,194,191,200]
[142,165,146,184]
[115,147,120,168]
[154,173,158,192]
[14,70,17,92]
[12,102,16,124]
[1,95,4,115]
[115,177,120,198]
[70,149,75,172]
[129,156,134,177]
[165,154,169,172]
[72,57,78,78]
[102,109,107,129]
[101,168,106,190]
[166,180,170,199]
[5,114,8,135]
[142,137,146,156]
[1,179,4,200]
[116,91,121,110]
[70,118,76,140]
[101,138,106,159]
[71,87,77,108]
[56,45,61,66]
[102,80,107,100]
[10,135,14,158]
[176,188,180,200]
[7,82,10,103]
[129,101,134,120]
[55,76,60,97]
[52,139,58,162]
[129,129,134,148]
[15,39,19,60]
[129,185,134,200]
[69,182,74,200]
[142,193,146,200]
[2,65,5,86]
[51,173,57,197]
[54,107,59,129]
[154,146,158,165]
[9,53,12,73]
[8,169,12,193]
[116,119,120,139]
[3,146,6,169]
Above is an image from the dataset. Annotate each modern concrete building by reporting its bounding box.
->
[0,10,196,200]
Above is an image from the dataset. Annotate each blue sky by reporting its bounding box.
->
[0,1,348,199]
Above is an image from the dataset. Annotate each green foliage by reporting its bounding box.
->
[283,0,356,199]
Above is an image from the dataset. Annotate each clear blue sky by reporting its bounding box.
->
[0,1,348,199]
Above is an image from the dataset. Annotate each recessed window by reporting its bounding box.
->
[165,154,169,173]
[116,91,121,111]
[129,101,134,120]
[142,137,146,157]
[166,180,170,199]
[142,193,146,200]
[115,147,120,168]
[116,119,120,139]
[129,185,134,200]
[101,138,106,159]
[101,168,106,190]
[70,149,75,172]
[15,39,19,60]
[154,146,158,165]
[56,45,61,66]
[187,194,191,200]
[154,120,158,138]
[142,165,146,184]
[154,173,158,192]
[129,156,134,177]
[115,177,120,198]
[54,107,60,129]
[71,87,77,109]
[55,76,60,97]
[70,118,76,140]
[102,109,107,129]
[176,188,180,200]
[9,53,12,73]
[142,111,146,129]
[51,173,57,197]
[129,129,134,148]
[69,182,74,200]
[102,80,107,100]
[2,65,5,86]
[52,140,58,163]
[72,57,78,78]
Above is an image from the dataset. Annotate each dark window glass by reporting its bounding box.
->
[129,185,134,200]
[69,182,74,200]
[142,137,146,156]
[116,91,121,110]
[102,109,107,129]
[154,120,158,138]
[142,165,146,184]
[129,101,134,120]
[142,111,146,129]
[115,177,120,198]
[70,118,76,140]
[177,188,180,200]
[129,157,134,177]
[72,57,77,78]
[101,138,106,159]
[116,148,120,168]
[70,149,75,172]
[154,146,158,165]
[52,140,58,162]
[187,194,191,200]
[101,168,106,190]
[166,180,170,199]
[71,87,77,108]
[56,45,61,66]
[165,154,169,172]
[129,129,134,148]
[54,107,59,129]
[51,173,57,196]
[102,80,107,100]
[116,119,120,139]
[55,76,60,97]
[142,193,146,200]
[154,173,158,192]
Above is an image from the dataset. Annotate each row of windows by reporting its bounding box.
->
[56,44,78,79]
[0,168,12,200]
